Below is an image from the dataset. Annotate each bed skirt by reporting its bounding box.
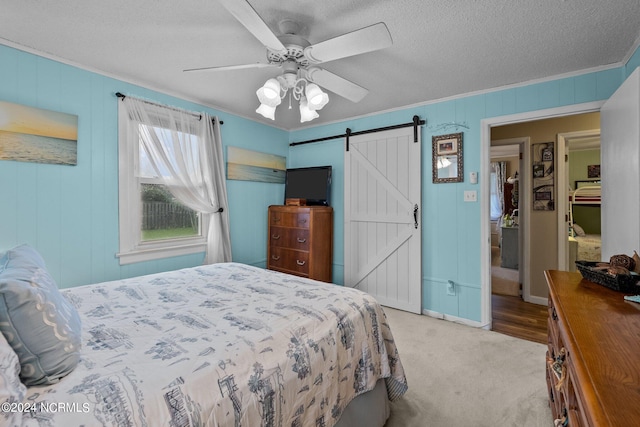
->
[335,379,390,427]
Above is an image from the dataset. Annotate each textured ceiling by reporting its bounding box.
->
[1,0,639,130]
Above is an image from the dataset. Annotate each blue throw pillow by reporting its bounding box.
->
[0,244,82,386]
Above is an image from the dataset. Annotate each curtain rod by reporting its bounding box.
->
[290,115,425,148]
[115,92,223,125]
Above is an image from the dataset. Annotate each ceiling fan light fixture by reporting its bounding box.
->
[256,78,282,107]
[299,97,319,123]
[256,103,277,120]
[305,83,329,110]
[189,1,395,125]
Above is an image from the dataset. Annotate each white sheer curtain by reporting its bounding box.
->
[122,97,232,264]
[490,161,507,221]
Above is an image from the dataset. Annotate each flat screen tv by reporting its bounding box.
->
[284,166,332,206]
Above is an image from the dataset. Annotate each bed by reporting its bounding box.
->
[568,182,601,269]
[568,234,602,271]
[0,245,407,427]
[569,181,601,205]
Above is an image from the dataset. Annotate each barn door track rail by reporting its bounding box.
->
[289,115,425,150]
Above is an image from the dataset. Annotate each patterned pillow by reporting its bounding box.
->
[0,332,26,427]
[573,223,586,237]
[0,244,82,386]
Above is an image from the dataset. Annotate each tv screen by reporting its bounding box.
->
[284,166,332,206]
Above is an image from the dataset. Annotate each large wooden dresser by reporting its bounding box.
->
[545,270,640,426]
[267,205,333,282]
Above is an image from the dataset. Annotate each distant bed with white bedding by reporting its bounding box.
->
[573,233,602,261]
[569,233,602,271]
[568,181,602,270]
[0,244,407,427]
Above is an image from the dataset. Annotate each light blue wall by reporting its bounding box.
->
[626,45,640,77]
[2,40,638,323]
[289,57,638,321]
[0,44,288,288]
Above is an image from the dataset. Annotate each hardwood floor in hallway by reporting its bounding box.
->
[491,293,548,344]
[490,243,547,345]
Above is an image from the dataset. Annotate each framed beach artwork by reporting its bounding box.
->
[226,146,286,183]
[0,100,78,165]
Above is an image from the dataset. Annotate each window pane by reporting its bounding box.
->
[140,183,199,241]
[490,172,502,220]
[138,124,200,180]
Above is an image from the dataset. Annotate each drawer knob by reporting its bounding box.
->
[272,234,281,240]
[296,260,306,266]
[271,255,280,261]
[297,237,307,243]
[298,219,307,224]
[553,408,568,427]
[548,348,567,390]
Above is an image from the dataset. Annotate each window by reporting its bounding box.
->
[117,103,208,264]
[140,184,198,242]
[490,161,507,221]
[490,171,502,220]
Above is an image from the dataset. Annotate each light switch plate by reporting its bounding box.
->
[464,190,477,202]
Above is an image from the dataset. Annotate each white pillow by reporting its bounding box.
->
[0,332,26,427]
[573,223,586,237]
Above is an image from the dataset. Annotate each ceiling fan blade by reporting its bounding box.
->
[305,68,369,103]
[218,0,287,54]
[183,63,276,72]
[303,22,392,64]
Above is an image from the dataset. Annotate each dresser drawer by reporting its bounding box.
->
[269,226,310,250]
[565,373,588,427]
[270,211,310,228]
[268,247,310,275]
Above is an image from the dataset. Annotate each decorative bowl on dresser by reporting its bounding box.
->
[544,270,640,426]
[267,205,333,282]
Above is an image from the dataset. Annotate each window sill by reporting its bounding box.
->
[116,241,206,265]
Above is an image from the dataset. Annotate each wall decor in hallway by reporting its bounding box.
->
[532,141,554,211]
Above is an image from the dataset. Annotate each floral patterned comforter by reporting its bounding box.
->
[21,263,407,426]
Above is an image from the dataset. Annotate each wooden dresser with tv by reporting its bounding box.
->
[544,270,640,426]
[267,205,333,282]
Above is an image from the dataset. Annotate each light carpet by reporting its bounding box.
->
[384,308,551,427]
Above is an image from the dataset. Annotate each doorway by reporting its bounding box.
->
[489,141,523,298]
[557,130,602,272]
[479,102,604,332]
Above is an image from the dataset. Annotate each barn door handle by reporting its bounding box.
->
[413,204,419,229]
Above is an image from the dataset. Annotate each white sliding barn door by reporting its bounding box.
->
[344,127,422,313]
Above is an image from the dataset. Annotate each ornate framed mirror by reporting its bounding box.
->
[432,132,463,183]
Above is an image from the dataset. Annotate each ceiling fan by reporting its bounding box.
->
[184,0,393,122]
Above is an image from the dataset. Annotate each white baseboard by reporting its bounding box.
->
[525,295,548,306]
[422,309,491,330]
